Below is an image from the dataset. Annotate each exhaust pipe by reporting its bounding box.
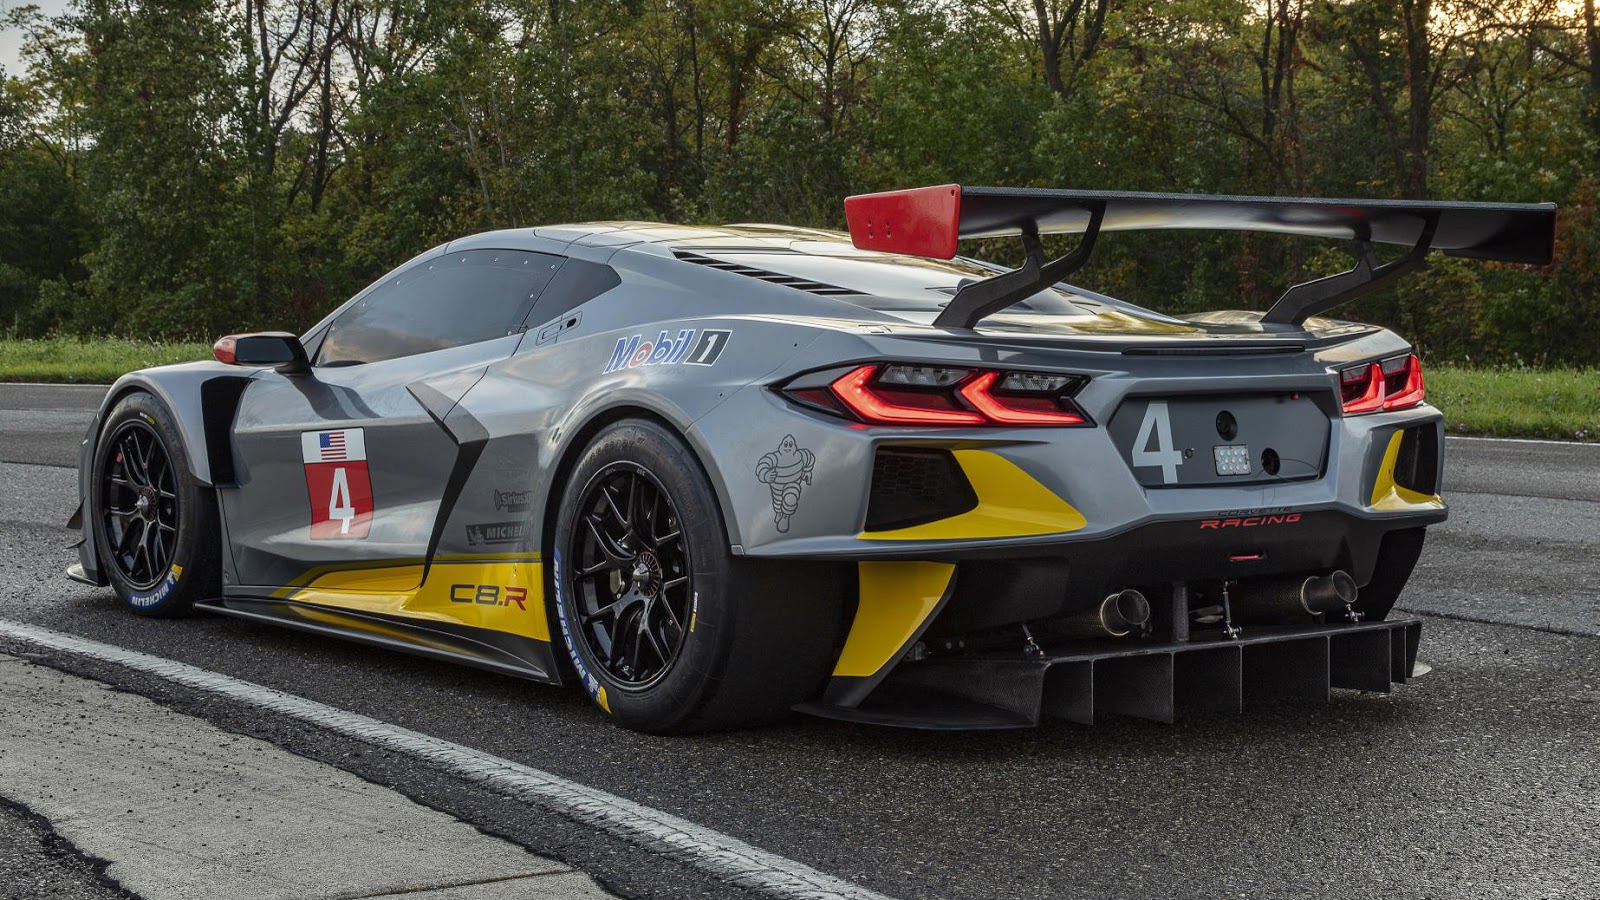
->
[1099,589,1152,636]
[1233,570,1357,622]
[1059,589,1151,639]
[1299,570,1358,615]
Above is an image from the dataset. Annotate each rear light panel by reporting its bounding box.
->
[783,363,1092,427]
[1338,354,1425,415]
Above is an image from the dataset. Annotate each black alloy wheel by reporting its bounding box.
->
[100,419,180,590]
[568,463,693,688]
[554,418,847,733]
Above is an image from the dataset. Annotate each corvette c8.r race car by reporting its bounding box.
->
[67,185,1556,732]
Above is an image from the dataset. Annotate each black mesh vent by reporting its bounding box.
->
[865,447,978,532]
[1393,424,1440,495]
[673,250,858,296]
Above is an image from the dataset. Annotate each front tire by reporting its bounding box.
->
[91,392,221,617]
[552,419,844,733]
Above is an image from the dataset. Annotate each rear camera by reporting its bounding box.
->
[1261,448,1281,476]
[1216,411,1238,441]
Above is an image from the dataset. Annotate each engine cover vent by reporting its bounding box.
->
[673,250,859,296]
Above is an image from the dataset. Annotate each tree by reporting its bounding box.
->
[978,0,1110,101]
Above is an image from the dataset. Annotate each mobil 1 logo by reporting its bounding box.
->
[604,327,731,374]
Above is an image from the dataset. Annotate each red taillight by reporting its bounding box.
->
[830,365,986,425]
[957,371,1087,425]
[1338,354,1424,415]
[1381,354,1425,410]
[807,364,1090,427]
[212,336,238,365]
[1340,362,1385,414]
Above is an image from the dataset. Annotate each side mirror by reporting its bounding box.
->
[213,332,311,375]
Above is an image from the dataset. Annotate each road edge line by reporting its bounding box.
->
[1443,434,1599,447]
[0,618,896,900]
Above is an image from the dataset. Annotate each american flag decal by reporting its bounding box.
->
[318,431,347,461]
[301,428,366,464]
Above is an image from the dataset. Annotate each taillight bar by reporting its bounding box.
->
[831,365,986,425]
[1338,354,1425,415]
[784,363,1092,427]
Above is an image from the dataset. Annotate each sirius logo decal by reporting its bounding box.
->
[493,489,530,513]
[604,328,730,373]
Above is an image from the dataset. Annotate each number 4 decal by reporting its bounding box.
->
[1132,401,1184,484]
[327,467,356,534]
[301,429,374,539]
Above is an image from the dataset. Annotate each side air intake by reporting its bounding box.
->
[674,250,858,296]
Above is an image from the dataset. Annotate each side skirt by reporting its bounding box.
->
[195,596,560,684]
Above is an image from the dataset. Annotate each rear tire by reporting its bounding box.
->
[1355,527,1427,621]
[91,392,222,617]
[552,419,845,733]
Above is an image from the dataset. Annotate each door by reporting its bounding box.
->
[222,249,563,591]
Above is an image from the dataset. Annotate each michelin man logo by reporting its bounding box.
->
[755,435,815,533]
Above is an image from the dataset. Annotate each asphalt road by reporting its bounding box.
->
[2,383,1598,900]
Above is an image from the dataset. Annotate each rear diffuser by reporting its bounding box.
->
[797,618,1421,730]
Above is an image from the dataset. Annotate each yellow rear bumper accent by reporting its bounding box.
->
[860,449,1087,541]
[831,562,956,678]
[1370,432,1444,512]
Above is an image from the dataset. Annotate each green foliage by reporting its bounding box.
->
[0,0,1592,365]
[1427,364,1600,441]
[0,337,210,382]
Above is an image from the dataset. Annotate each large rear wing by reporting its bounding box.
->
[843,184,1556,328]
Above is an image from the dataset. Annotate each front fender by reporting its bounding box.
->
[74,362,257,585]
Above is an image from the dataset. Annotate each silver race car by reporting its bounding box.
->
[68,185,1556,732]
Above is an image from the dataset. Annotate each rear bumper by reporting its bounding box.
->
[799,617,1422,729]
[927,505,1443,632]
[800,507,1439,728]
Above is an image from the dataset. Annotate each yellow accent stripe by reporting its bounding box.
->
[860,450,1087,541]
[831,562,956,678]
[284,559,550,642]
[1370,432,1444,512]
[305,565,425,593]
[272,556,425,597]
[269,552,543,598]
